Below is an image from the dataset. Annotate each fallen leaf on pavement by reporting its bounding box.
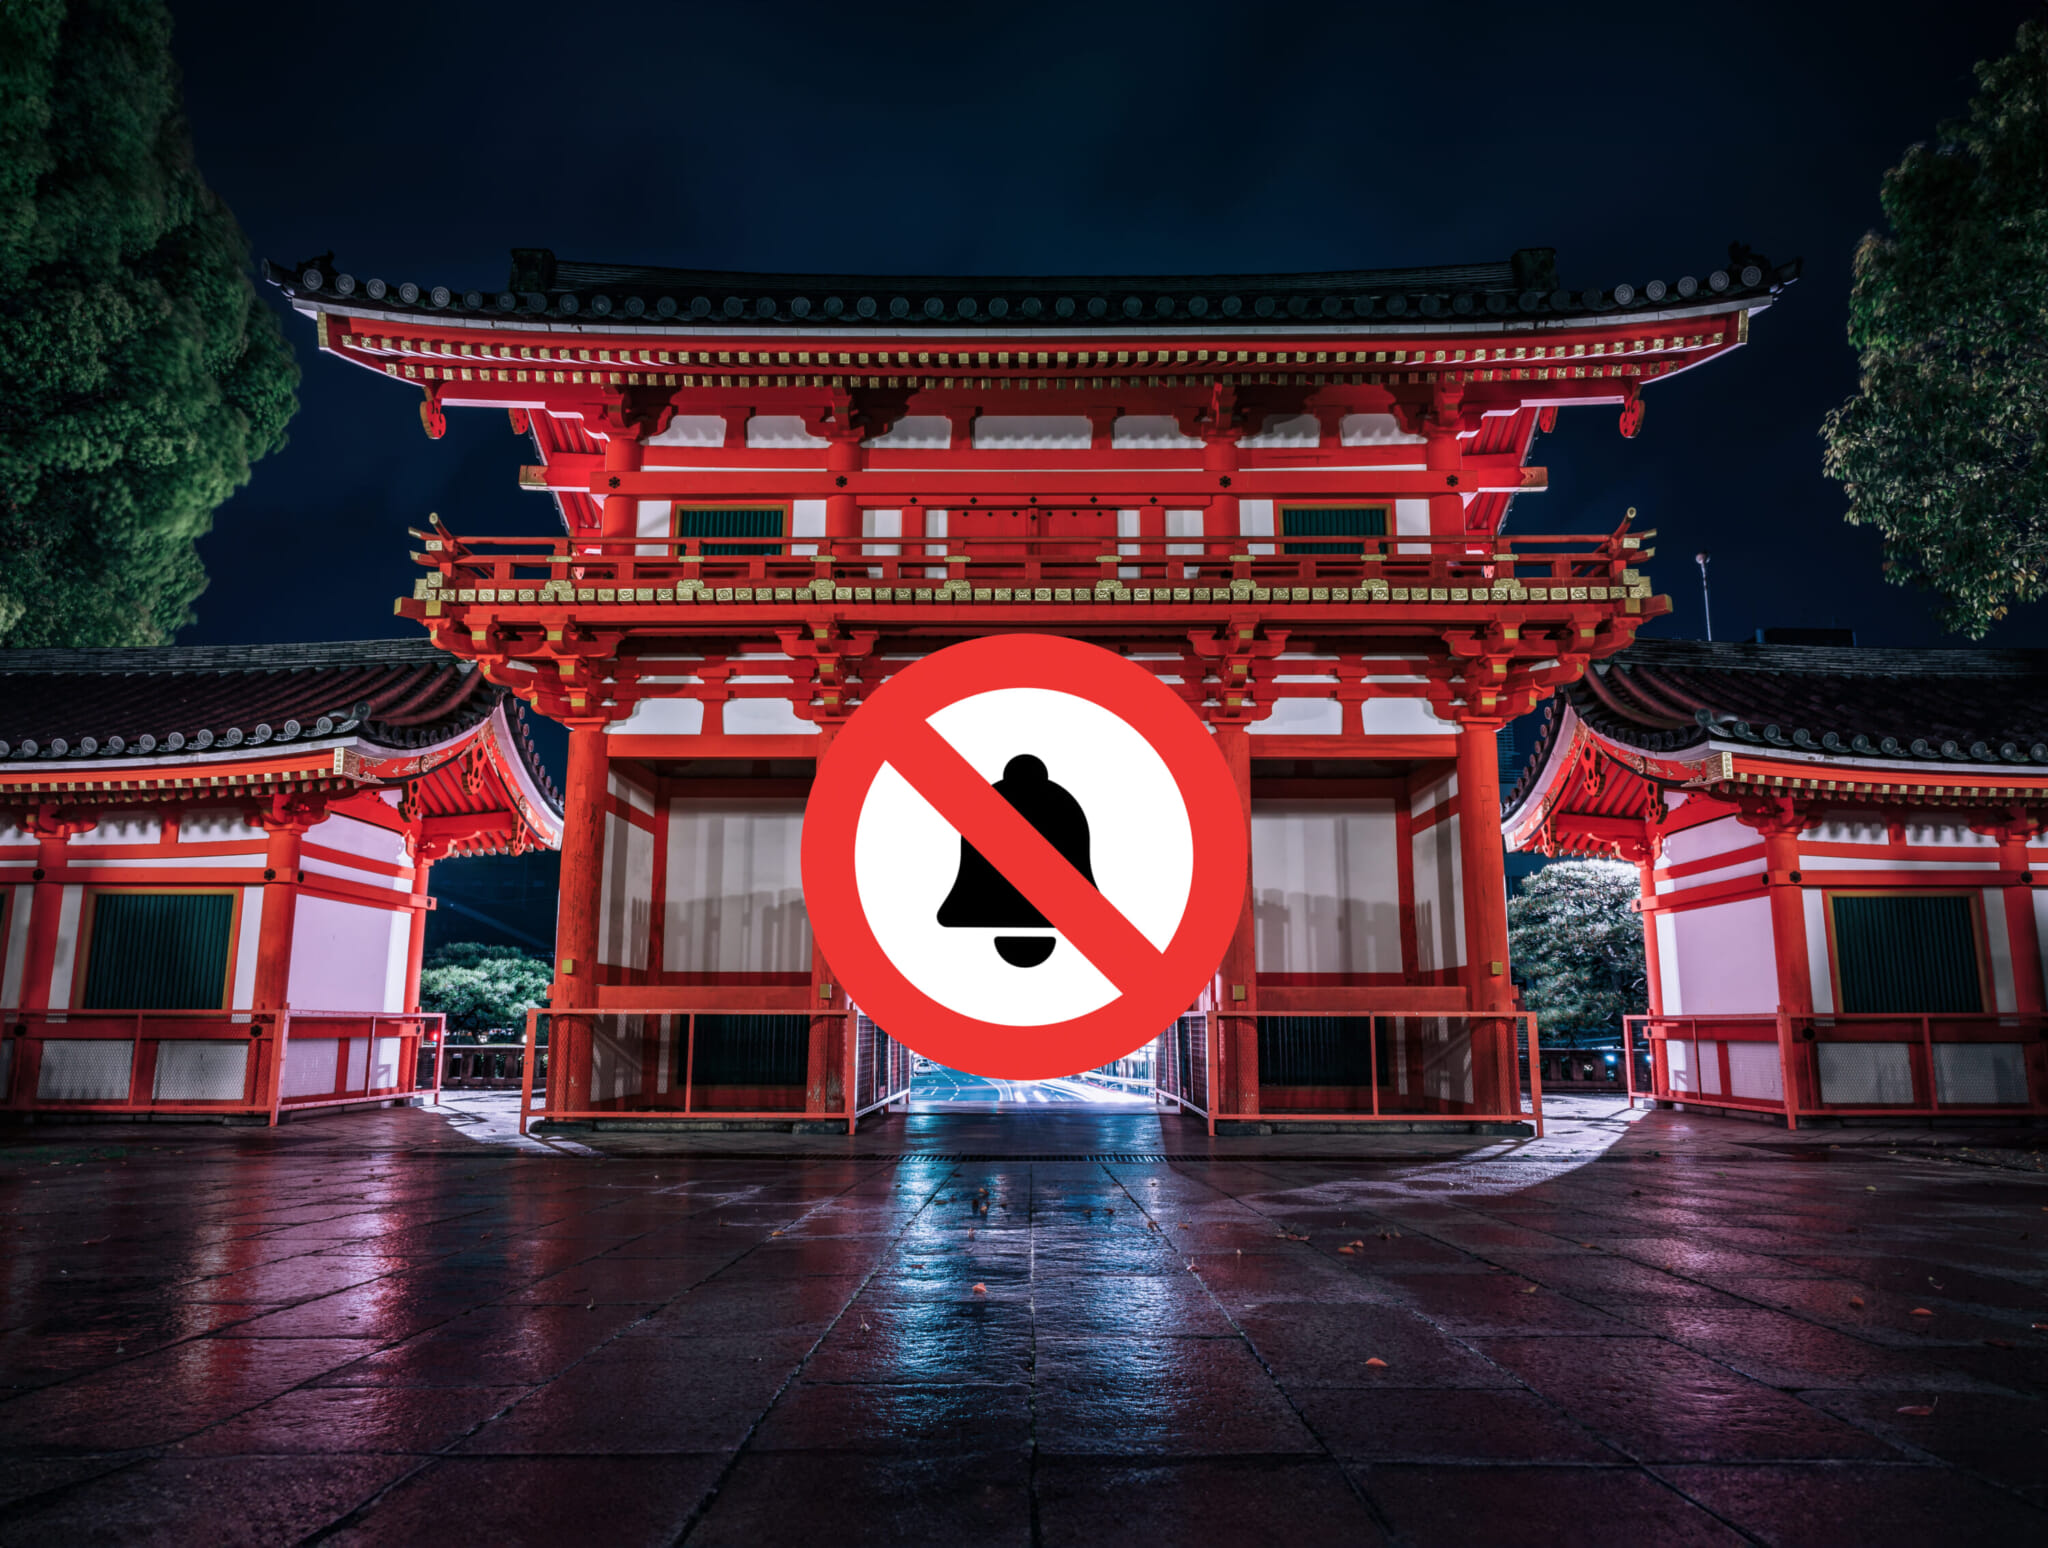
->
[971,1282,987,1295]
[1364,1357,1388,1368]
[1910,1308,1934,1317]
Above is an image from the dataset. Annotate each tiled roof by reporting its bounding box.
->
[0,640,560,809]
[265,244,1798,332]
[1504,639,2048,813]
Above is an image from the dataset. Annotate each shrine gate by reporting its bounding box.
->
[268,244,1795,1131]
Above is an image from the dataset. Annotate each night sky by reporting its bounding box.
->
[171,0,2047,691]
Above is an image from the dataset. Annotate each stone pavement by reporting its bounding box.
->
[0,1095,2042,1546]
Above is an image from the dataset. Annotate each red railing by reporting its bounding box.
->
[1623,1013,2048,1128]
[517,1006,912,1136]
[1158,1009,1545,1136]
[410,522,1646,604]
[0,1008,444,1125]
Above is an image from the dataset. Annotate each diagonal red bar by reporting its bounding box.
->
[886,719,1177,1005]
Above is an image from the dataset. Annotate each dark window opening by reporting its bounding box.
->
[81,892,234,1010]
[1279,504,1388,556]
[683,1014,807,1086]
[1832,894,1983,1014]
[675,505,785,555]
[1257,1015,1377,1085]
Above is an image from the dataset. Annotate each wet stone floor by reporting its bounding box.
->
[0,1096,2043,1546]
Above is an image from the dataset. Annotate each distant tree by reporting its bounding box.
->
[0,0,298,646]
[1822,19,2048,637]
[419,944,553,1040]
[1507,861,1646,1039]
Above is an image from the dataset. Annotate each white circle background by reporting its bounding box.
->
[852,686,1195,1028]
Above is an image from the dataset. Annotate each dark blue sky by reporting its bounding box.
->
[172,0,2047,667]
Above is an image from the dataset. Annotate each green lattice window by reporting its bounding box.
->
[675,505,785,555]
[80,892,234,1010]
[1280,504,1389,555]
[1832,894,1983,1014]
[684,1014,807,1086]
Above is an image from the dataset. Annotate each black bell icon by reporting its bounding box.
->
[937,754,1095,968]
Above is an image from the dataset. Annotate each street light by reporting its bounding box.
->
[1695,551,1714,641]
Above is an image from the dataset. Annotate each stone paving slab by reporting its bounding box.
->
[0,1096,2041,1543]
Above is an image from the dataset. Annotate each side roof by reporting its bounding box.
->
[264,245,1798,334]
[0,639,562,815]
[1504,638,2048,821]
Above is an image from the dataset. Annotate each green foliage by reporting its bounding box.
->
[419,943,553,1038]
[1821,19,2048,637]
[0,0,298,646]
[1507,860,1646,1038]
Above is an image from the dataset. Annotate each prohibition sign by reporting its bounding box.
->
[802,634,1247,1080]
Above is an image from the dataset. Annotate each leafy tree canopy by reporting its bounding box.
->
[1507,860,1646,1039]
[0,0,298,646]
[1822,19,2048,637]
[419,943,553,1040]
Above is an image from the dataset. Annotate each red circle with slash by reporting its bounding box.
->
[802,633,1246,1079]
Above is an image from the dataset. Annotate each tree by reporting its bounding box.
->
[1822,19,2048,637]
[418,944,553,1040]
[1506,861,1646,1039]
[0,0,298,646]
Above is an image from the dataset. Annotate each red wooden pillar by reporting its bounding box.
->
[600,433,642,542]
[1424,386,1467,537]
[1214,723,1258,1116]
[1746,804,1816,1116]
[1637,855,1665,1016]
[1996,829,2045,1016]
[403,853,435,1013]
[20,814,91,1012]
[1202,430,1241,551]
[552,723,610,1114]
[248,799,321,1115]
[825,430,863,550]
[1455,722,1514,1111]
[807,724,846,1118]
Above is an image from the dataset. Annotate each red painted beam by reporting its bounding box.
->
[580,464,1545,500]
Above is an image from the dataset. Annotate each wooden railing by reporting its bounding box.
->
[1623,1013,2048,1128]
[409,521,1648,605]
[519,1006,911,1136]
[0,1008,444,1125]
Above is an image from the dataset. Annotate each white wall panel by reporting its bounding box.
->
[1667,897,1777,1014]
[180,809,255,844]
[973,416,1090,449]
[312,813,408,867]
[866,415,952,449]
[723,699,816,736]
[1112,414,1200,449]
[1412,813,1465,973]
[233,888,262,1010]
[1661,816,1756,869]
[0,885,29,1005]
[646,414,725,447]
[1249,699,1344,736]
[1984,889,2016,1013]
[664,799,810,974]
[47,887,82,1010]
[746,415,828,448]
[598,810,654,973]
[1803,889,1834,1013]
[607,699,705,736]
[73,812,162,846]
[1252,800,1400,974]
[1655,910,1682,1012]
[287,896,405,1013]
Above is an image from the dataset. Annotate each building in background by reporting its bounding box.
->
[269,244,1793,1130]
[0,641,561,1120]
[1503,638,2048,1124]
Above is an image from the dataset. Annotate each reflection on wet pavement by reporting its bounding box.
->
[0,1096,2041,1544]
